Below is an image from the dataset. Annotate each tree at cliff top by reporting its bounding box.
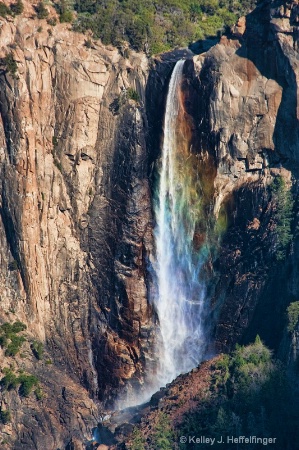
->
[70,0,257,54]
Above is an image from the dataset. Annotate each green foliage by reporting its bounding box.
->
[35,1,49,19]
[56,1,73,23]
[3,52,18,77]
[5,335,26,356]
[127,88,139,102]
[179,339,297,450]
[271,176,294,260]
[131,427,146,450]
[52,136,58,147]
[152,412,174,450]
[287,301,299,333]
[0,409,11,424]
[1,367,39,397]
[35,386,44,400]
[31,340,44,360]
[0,2,11,17]
[18,373,39,397]
[0,321,27,356]
[72,0,257,54]
[10,0,23,15]
[1,368,18,390]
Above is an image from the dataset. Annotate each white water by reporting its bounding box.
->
[153,60,206,386]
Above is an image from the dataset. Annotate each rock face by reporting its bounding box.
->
[187,0,299,353]
[1,0,299,448]
[0,3,155,449]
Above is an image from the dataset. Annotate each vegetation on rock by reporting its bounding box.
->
[0,408,11,424]
[287,301,299,333]
[10,0,24,15]
[55,0,73,23]
[131,428,146,450]
[31,340,44,360]
[270,176,294,261]
[152,412,173,450]
[0,321,27,356]
[35,1,49,19]
[2,52,18,77]
[179,337,298,449]
[71,0,258,54]
[0,2,11,17]
[1,368,39,397]
[128,338,299,449]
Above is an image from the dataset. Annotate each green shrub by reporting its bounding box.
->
[1,368,39,397]
[35,1,49,19]
[11,321,26,333]
[35,386,44,400]
[18,374,39,397]
[0,2,11,17]
[287,301,299,333]
[271,176,294,261]
[0,409,11,424]
[127,88,139,102]
[31,341,44,360]
[131,427,146,450]
[60,10,73,22]
[10,0,23,15]
[54,0,73,23]
[5,335,26,356]
[152,412,174,450]
[0,321,27,355]
[52,136,58,147]
[1,321,26,335]
[3,52,18,76]
[1,369,18,390]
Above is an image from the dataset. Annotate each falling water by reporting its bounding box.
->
[154,60,207,385]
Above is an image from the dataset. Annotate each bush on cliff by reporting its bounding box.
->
[179,337,298,449]
[0,321,27,356]
[0,409,11,424]
[10,0,23,15]
[0,2,11,17]
[35,1,49,19]
[2,52,18,77]
[1,368,40,397]
[287,301,299,333]
[270,176,294,261]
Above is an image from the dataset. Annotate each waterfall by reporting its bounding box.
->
[154,59,206,385]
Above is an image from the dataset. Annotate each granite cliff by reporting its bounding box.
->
[0,2,154,448]
[0,0,299,449]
